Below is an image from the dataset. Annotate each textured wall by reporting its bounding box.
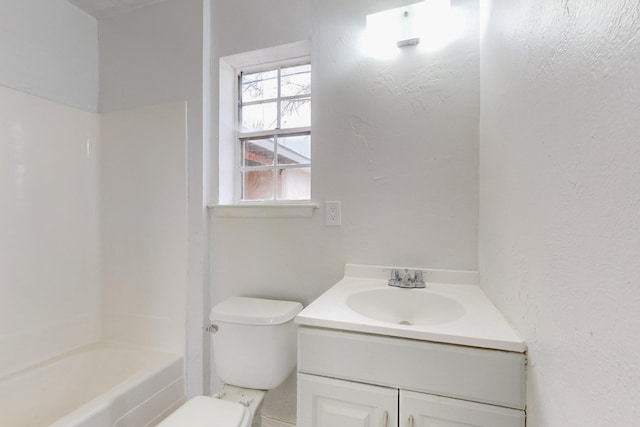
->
[479,0,640,425]
[0,0,98,111]
[209,0,315,419]
[210,0,480,422]
[211,0,479,308]
[311,0,479,269]
[97,0,202,113]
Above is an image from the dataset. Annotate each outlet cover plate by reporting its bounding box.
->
[326,201,341,226]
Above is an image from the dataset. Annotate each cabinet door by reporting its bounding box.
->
[298,374,398,427]
[399,390,525,427]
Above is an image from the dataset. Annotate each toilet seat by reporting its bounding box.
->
[158,396,251,427]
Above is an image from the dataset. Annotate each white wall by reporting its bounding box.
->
[0,85,101,377]
[0,0,98,111]
[209,1,316,416]
[210,0,479,313]
[210,0,479,421]
[2,2,636,425]
[311,0,479,269]
[98,0,202,113]
[97,0,205,396]
[0,0,100,377]
[100,102,188,355]
[479,1,640,425]
[0,0,198,390]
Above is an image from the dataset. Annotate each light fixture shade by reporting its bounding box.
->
[363,0,456,57]
[367,1,427,49]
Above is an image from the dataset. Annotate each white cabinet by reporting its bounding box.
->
[299,374,524,427]
[399,390,524,427]
[298,374,524,427]
[297,327,527,427]
[298,374,398,427]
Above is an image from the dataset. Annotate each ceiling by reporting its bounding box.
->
[67,0,167,18]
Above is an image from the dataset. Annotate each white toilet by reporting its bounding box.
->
[158,296,303,427]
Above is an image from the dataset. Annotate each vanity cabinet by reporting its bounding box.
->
[399,390,524,427]
[297,327,526,427]
[299,374,524,427]
[299,374,398,427]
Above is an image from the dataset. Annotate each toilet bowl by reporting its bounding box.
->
[158,297,303,427]
[159,395,251,427]
[159,386,262,427]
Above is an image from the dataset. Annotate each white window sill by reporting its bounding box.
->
[210,203,318,218]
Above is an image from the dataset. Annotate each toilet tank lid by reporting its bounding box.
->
[210,297,303,325]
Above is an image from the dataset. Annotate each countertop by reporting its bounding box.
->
[295,264,526,353]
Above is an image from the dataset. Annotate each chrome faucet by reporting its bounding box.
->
[388,269,401,286]
[388,269,426,288]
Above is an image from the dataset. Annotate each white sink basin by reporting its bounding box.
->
[295,264,527,352]
[346,288,465,326]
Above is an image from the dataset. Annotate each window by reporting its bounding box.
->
[238,63,311,202]
[217,41,313,212]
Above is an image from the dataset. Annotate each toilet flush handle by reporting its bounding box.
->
[207,324,219,334]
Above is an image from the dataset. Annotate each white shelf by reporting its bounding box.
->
[210,203,318,218]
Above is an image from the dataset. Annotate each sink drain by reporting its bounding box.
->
[399,320,411,325]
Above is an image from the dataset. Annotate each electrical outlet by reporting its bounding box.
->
[326,201,341,226]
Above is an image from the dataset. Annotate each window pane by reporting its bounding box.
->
[241,102,277,132]
[242,70,278,102]
[277,135,311,165]
[280,97,311,129]
[277,167,310,200]
[243,139,274,167]
[243,170,273,201]
[281,64,311,97]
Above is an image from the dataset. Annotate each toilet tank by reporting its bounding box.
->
[210,297,303,390]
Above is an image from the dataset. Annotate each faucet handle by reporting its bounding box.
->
[401,269,414,286]
[414,271,426,288]
[388,269,401,286]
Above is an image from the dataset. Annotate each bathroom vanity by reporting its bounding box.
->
[295,265,527,427]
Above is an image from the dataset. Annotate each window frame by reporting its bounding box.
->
[235,60,312,203]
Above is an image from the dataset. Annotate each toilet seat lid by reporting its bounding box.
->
[158,396,250,427]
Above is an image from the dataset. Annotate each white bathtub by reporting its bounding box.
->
[0,342,185,427]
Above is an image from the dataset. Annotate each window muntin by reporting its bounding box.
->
[238,63,311,202]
